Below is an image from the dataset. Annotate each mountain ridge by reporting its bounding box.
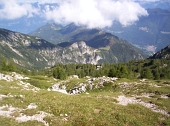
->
[29,23,133,49]
[0,28,147,69]
[29,22,147,62]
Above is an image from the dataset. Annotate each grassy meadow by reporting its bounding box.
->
[0,73,170,126]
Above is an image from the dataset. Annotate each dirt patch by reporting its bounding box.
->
[116,95,170,117]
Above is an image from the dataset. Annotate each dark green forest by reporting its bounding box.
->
[1,58,170,80]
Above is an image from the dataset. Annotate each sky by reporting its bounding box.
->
[16,0,160,3]
[0,0,150,28]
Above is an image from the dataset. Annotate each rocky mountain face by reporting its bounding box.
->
[0,28,147,69]
[39,41,102,66]
[0,28,101,69]
[149,44,170,60]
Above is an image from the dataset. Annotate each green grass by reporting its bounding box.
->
[21,109,39,116]
[99,46,110,51]
[0,75,170,126]
[24,75,57,89]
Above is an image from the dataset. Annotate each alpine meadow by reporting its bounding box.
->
[0,0,170,126]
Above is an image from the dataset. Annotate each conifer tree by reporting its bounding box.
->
[153,69,160,80]
[53,66,67,80]
[141,67,153,79]
[1,59,7,71]
[120,65,128,78]
[108,67,116,77]
[7,62,15,72]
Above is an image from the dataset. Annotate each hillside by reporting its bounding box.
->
[149,44,170,59]
[29,23,64,44]
[0,28,57,69]
[0,28,102,69]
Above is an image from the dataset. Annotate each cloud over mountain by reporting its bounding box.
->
[44,0,148,28]
[0,0,148,28]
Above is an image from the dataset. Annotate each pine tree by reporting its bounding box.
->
[1,59,7,71]
[7,62,15,72]
[108,67,116,77]
[120,65,128,78]
[141,67,153,79]
[153,69,160,80]
[53,66,67,80]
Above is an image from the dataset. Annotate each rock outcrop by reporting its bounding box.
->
[48,76,118,95]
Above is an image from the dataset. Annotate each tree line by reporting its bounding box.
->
[47,59,170,80]
[1,58,170,80]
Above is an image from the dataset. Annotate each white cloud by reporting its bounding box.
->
[43,0,148,28]
[17,0,59,4]
[0,0,39,19]
[145,45,157,53]
[0,0,148,28]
